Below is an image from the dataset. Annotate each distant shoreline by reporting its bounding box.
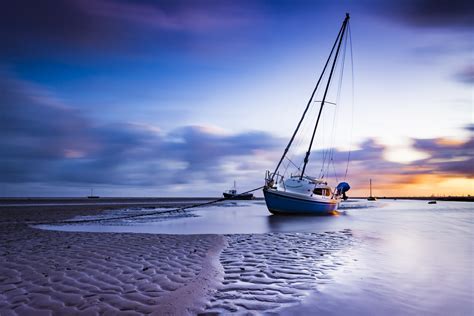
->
[351,196,474,202]
[0,196,472,206]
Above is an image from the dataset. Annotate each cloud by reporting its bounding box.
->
[454,65,474,84]
[0,75,98,183]
[348,132,474,188]
[412,135,474,176]
[372,1,474,85]
[0,0,260,59]
[1,74,471,196]
[373,0,474,28]
[0,1,112,56]
[0,75,283,191]
[2,0,472,62]
[77,0,253,32]
[281,131,473,192]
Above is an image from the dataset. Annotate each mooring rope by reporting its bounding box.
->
[31,186,265,226]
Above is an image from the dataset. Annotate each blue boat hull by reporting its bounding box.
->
[263,188,339,215]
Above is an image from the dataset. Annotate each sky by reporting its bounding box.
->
[0,0,473,197]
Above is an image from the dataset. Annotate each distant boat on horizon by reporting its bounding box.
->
[367,179,377,201]
[87,188,100,199]
[223,181,254,200]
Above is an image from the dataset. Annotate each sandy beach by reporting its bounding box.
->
[0,203,224,315]
[1,199,472,315]
[0,200,354,315]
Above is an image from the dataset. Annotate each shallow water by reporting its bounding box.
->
[280,200,474,316]
[38,199,473,315]
[35,199,376,234]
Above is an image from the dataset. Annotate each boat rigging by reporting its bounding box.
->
[263,13,354,215]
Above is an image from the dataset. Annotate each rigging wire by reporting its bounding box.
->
[344,21,355,180]
[284,76,325,178]
[283,90,321,178]
[332,159,339,183]
[290,17,353,184]
[270,21,345,180]
[319,33,347,179]
[319,64,340,177]
[285,156,302,171]
[325,26,348,180]
[298,14,350,180]
[295,89,323,169]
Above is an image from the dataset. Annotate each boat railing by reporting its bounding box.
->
[265,170,285,189]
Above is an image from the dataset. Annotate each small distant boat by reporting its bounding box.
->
[367,179,377,201]
[87,188,100,199]
[223,181,254,200]
[263,14,352,215]
[428,200,437,204]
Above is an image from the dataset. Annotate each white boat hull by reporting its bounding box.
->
[263,188,339,215]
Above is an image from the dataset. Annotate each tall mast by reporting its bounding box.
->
[300,13,350,179]
[370,179,372,197]
[270,16,347,181]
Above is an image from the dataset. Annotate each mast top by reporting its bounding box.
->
[346,13,350,19]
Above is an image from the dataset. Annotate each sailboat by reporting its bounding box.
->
[263,14,352,215]
[87,188,99,199]
[223,181,254,200]
[367,179,377,201]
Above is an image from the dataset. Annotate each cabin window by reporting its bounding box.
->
[313,188,323,195]
[313,188,331,196]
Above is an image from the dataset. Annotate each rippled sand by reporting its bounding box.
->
[0,226,225,315]
[1,203,353,315]
[0,228,352,315]
[206,231,353,313]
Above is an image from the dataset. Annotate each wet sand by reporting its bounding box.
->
[0,205,226,315]
[5,199,471,315]
[207,231,352,313]
[0,201,354,315]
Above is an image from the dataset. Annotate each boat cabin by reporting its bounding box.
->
[226,189,237,195]
[313,187,332,197]
[278,175,334,198]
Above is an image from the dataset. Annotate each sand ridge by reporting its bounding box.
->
[0,225,225,315]
[206,230,354,314]
[153,235,227,315]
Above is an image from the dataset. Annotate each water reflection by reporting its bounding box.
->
[266,214,341,233]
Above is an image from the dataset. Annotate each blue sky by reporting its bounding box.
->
[1,0,472,197]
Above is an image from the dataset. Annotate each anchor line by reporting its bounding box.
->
[31,186,265,226]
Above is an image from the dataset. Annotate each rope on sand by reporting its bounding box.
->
[32,186,265,226]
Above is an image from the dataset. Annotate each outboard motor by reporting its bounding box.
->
[336,182,351,201]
